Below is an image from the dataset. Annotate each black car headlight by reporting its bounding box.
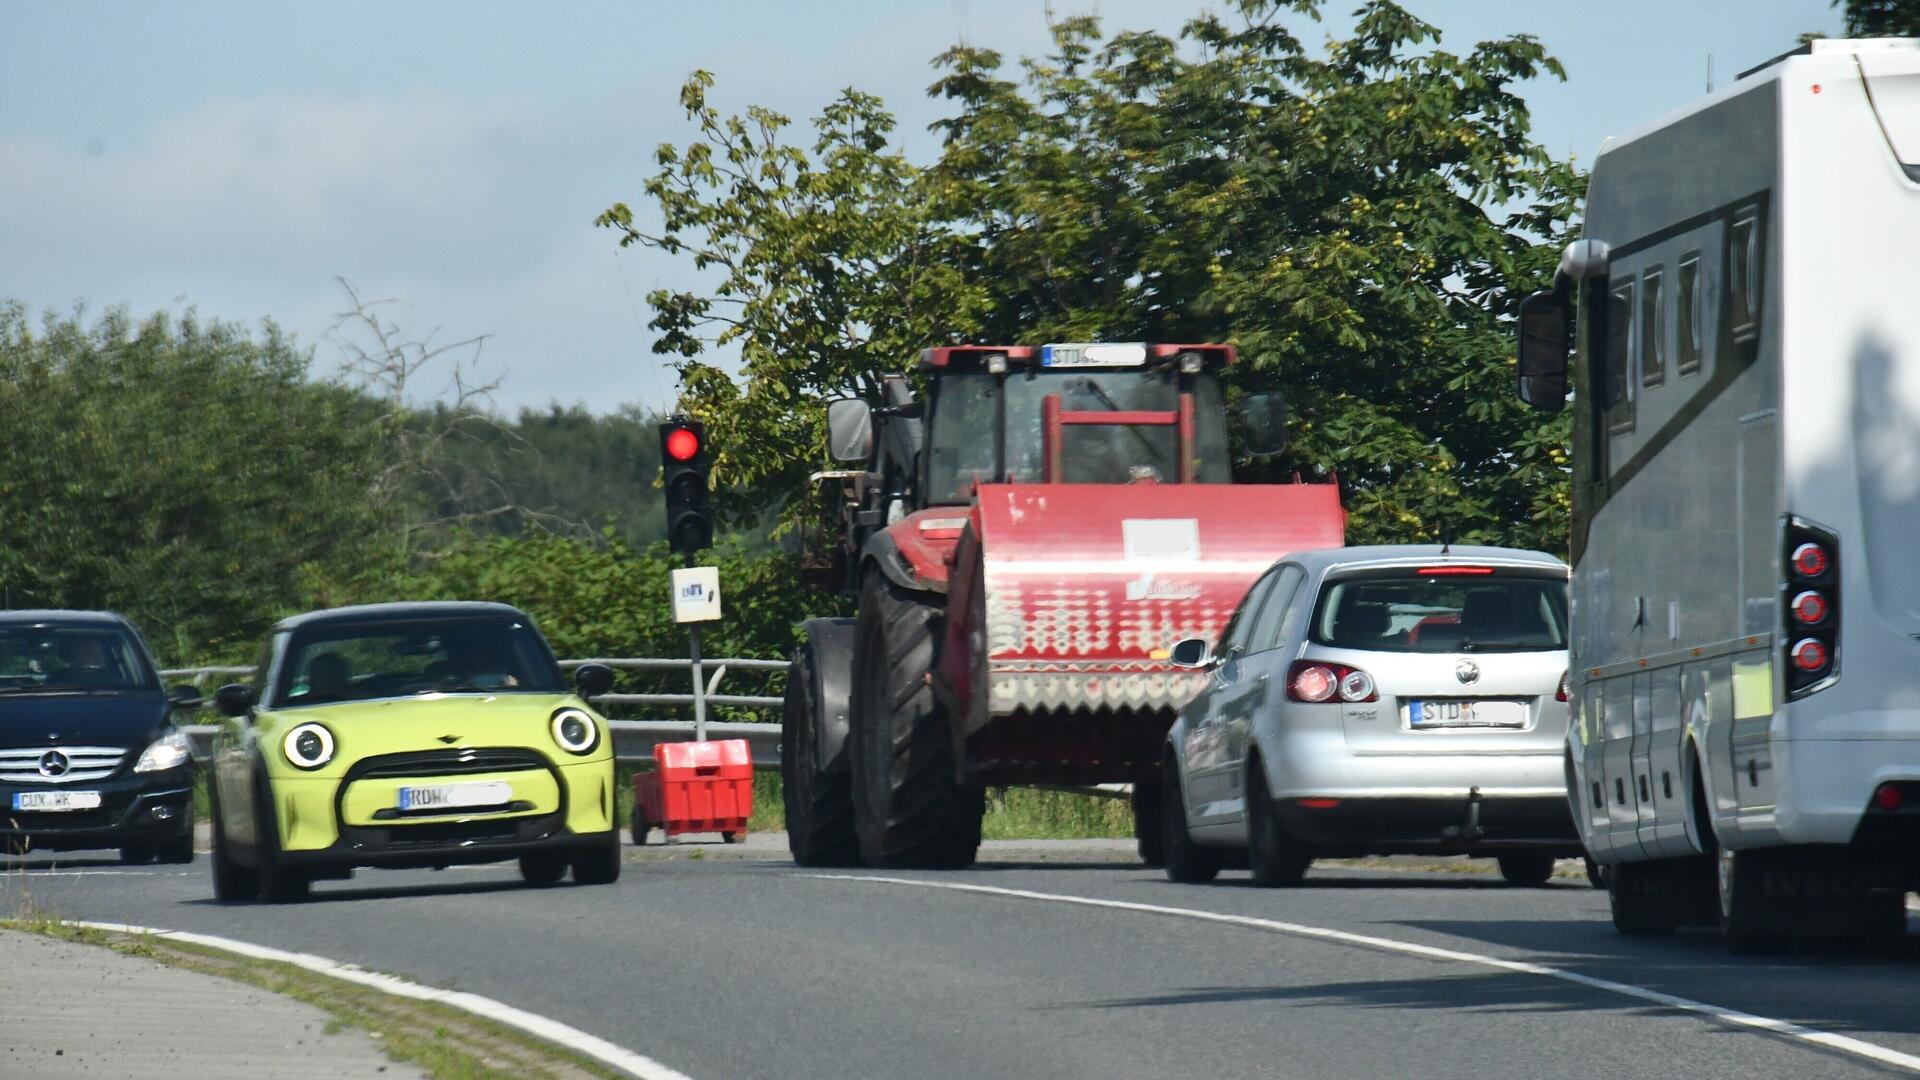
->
[282,722,335,770]
[134,731,193,773]
[551,708,599,755]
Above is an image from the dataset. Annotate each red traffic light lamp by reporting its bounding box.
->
[665,426,702,462]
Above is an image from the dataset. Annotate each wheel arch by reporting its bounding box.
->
[795,617,857,775]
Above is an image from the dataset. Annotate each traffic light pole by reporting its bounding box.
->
[685,552,707,743]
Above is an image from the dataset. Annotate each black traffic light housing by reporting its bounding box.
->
[660,418,713,554]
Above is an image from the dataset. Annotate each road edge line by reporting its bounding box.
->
[71,919,692,1080]
[808,874,1920,1075]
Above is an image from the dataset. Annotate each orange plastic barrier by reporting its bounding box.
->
[632,738,752,843]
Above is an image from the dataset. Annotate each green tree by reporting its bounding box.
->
[0,303,386,660]
[602,0,1579,553]
[1837,0,1920,36]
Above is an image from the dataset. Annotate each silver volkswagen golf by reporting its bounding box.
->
[1161,544,1578,887]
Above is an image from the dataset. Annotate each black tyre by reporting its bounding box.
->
[1584,856,1607,889]
[1132,783,1165,868]
[119,844,156,865]
[1160,758,1220,884]
[848,575,983,869]
[253,769,310,904]
[783,643,860,866]
[1247,765,1310,887]
[629,813,651,847]
[157,804,196,864]
[571,833,622,886]
[520,852,569,886]
[1718,848,1786,953]
[1498,853,1556,887]
[722,831,743,844]
[208,784,258,903]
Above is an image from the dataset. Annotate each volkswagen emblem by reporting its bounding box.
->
[1454,659,1481,686]
[38,750,70,778]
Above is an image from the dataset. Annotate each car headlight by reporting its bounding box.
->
[282,722,335,770]
[551,708,599,755]
[134,731,193,773]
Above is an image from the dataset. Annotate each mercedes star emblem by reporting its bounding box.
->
[1454,659,1481,685]
[38,750,70,778]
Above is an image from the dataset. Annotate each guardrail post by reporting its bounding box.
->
[689,624,707,742]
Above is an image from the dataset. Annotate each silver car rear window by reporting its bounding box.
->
[1310,570,1568,654]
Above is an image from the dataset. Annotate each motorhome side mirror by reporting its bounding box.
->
[166,684,203,710]
[213,683,255,719]
[1169,638,1211,669]
[1238,392,1288,457]
[825,398,873,463]
[1517,290,1571,414]
[573,663,615,699]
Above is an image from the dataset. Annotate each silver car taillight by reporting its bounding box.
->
[1289,661,1378,703]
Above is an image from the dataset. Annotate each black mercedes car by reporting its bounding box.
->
[0,611,201,862]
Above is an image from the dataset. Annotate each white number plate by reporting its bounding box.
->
[397,781,512,812]
[12,790,103,812]
[1407,700,1526,729]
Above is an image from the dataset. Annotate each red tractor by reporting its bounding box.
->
[782,342,1345,868]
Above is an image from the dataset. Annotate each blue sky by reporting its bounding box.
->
[1,1,1843,414]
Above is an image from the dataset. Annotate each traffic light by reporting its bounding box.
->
[660,418,713,554]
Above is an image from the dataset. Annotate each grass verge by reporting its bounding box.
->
[1,913,628,1080]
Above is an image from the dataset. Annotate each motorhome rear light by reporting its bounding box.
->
[1791,590,1830,625]
[1288,661,1377,703]
[1556,670,1570,702]
[1298,798,1341,810]
[1790,638,1830,672]
[1791,542,1830,579]
[1873,783,1904,812]
[1417,566,1494,576]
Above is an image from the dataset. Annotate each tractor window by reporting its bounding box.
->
[925,372,1002,503]
[1003,370,1230,485]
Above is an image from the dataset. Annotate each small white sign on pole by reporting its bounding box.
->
[671,566,723,623]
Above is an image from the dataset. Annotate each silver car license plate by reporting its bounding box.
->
[12,790,103,812]
[1407,700,1526,729]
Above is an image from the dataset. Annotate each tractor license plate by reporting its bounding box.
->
[12,790,102,812]
[1407,700,1526,729]
[397,781,512,812]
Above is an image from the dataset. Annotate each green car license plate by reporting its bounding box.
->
[397,780,511,812]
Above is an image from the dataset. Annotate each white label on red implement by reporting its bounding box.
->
[398,781,512,812]
[13,790,102,812]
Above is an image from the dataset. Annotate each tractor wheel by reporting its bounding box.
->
[849,575,983,869]
[1131,782,1166,868]
[782,642,860,866]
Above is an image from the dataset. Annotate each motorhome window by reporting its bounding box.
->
[1641,268,1665,387]
[1606,279,1634,432]
[1677,253,1703,374]
[1730,213,1760,337]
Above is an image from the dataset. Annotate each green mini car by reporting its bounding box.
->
[207,602,620,902]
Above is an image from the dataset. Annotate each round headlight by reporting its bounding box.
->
[551,708,599,755]
[283,723,335,770]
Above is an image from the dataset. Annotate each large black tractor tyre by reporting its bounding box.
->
[1132,782,1166,868]
[1160,758,1220,884]
[848,575,984,869]
[1246,764,1310,887]
[783,642,860,867]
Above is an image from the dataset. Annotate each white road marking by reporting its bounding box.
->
[813,874,1920,1075]
[70,920,692,1080]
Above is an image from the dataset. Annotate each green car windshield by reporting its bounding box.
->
[273,617,566,708]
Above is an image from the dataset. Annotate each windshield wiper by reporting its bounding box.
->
[1079,380,1165,463]
[1460,640,1556,653]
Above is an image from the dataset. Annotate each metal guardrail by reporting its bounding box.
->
[166,657,788,768]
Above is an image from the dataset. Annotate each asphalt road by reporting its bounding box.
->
[6,841,1920,1080]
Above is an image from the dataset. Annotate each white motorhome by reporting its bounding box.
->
[1517,38,1920,948]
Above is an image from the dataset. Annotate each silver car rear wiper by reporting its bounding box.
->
[1459,640,1556,653]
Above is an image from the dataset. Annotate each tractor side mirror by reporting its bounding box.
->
[1517,290,1571,414]
[825,398,873,463]
[1168,638,1211,669]
[213,683,255,719]
[1238,392,1288,458]
[573,663,615,699]
[167,684,204,710]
